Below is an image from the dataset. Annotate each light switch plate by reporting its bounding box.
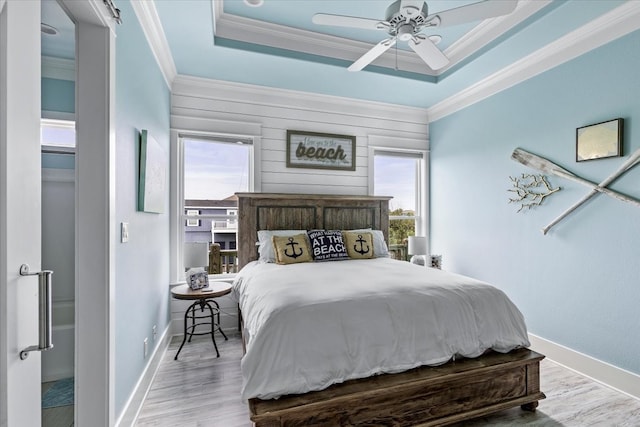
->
[121,222,129,243]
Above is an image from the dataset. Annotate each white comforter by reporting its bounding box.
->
[233,258,530,400]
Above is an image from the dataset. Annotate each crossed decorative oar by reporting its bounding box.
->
[511,147,640,234]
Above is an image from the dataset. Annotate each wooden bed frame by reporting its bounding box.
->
[236,192,545,427]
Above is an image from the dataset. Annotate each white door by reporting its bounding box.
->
[0,1,44,426]
[2,1,115,425]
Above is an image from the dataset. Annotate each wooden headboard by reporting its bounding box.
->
[236,193,392,269]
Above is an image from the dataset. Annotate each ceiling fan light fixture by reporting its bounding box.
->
[396,24,414,41]
[41,23,59,36]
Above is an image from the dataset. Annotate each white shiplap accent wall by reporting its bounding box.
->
[170,75,429,335]
[171,75,429,196]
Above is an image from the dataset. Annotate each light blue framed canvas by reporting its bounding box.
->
[138,129,166,213]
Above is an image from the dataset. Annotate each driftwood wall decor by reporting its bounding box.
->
[511,147,640,234]
[508,174,560,213]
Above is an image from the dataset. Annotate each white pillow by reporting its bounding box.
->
[257,230,307,263]
[347,229,390,258]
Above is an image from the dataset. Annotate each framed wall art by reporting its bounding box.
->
[286,130,356,171]
[138,129,167,213]
[576,118,623,162]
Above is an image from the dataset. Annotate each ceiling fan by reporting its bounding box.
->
[312,0,518,72]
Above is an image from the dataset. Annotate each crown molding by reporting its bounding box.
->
[211,0,223,35]
[214,9,431,75]
[172,74,429,120]
[211,0,544,77]
[427,1,640,122]
[131,0,177,88]
[42,56,75,81]
[42,110,76,121]
[443,0,552,71]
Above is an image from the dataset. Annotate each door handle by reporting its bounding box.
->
[19,264,54,360]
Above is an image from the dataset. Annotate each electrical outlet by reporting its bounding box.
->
[121,222,129,243]
[152,325,157,341]
[143,337,148,358]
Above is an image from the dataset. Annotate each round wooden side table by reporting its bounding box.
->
[171,281,231,360]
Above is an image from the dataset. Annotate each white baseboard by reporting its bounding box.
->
[529,333,640,401]
[116,324,172,427]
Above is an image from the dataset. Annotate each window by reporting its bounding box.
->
[175,133,255,277]
[372,148,427,258]
[186,209,200,227]
[226,209,238,228]
[41,118,76,152]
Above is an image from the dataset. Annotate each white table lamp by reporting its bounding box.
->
[407,236,427,266]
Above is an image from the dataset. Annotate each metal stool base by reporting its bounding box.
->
[174,298,228,360]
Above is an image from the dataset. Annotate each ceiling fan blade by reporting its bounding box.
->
[348,38,397,72]
[408,37,449,70]
[427,0,518,28]
[312,13,386,31]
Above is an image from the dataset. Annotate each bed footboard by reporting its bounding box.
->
[249,349,545,427]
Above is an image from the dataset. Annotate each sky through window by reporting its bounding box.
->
[183,138,250,200]
[374,155,416,213]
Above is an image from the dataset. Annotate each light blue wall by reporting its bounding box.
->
[41,153,74,169]
[430,29,640,375]
[41,77,75,169]
[42,77,74,113]
[114,0,171,416]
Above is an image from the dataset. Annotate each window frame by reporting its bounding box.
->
[170,130,260,283]
[368,145,429,253]
[226,209,238,228]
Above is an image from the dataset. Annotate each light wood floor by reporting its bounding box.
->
[135,334,640,426]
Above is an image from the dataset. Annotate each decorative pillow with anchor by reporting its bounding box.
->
[272,234,312,265]
[307,229,349,262]
[343,231,374,259]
